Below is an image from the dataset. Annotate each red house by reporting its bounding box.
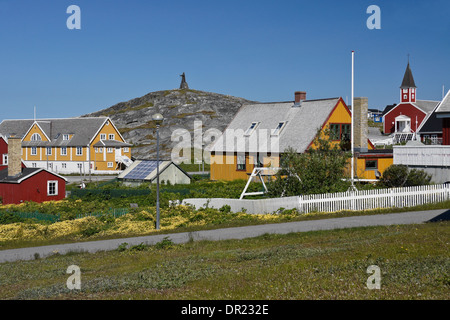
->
[0,137,67,204]
[0,136,8,171]
[435,90,450,145]
[382,62,440,142]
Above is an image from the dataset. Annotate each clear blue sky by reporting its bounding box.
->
[0,0,449,120]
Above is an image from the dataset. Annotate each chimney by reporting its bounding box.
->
[7,136,22,177]
[294,91,306,105]
[353,97,368,153]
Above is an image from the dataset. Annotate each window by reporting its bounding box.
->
[99,147,103,153]
[77,163,82,169]
[107,147,113,153]
[95,147,99,153]
[31,147,37,155]
[31,133,42,141]
[108,134,115,140]
[245,122,259,136]
[124,147,129,153]
[76,146,83,156]
[46,147,52,156]
[403,94,407,100]
[236,154,246,171]
[330,124,351,141]
[63,134,70,141]
[62,163,67,169]
[61,147,67,156]
[272,122,286,136]
[2,154,8,165]
[107,162,113,168]
[100,134,106,140]
[32,162,37,168]
[365,160,378,170]
[47,181,58,196]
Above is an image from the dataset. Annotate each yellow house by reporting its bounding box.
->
[210,91,393,181]
[0,117,132,174]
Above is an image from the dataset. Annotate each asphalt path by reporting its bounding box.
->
[0,208,449,263]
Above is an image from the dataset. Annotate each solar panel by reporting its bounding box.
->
[123,160,161,180]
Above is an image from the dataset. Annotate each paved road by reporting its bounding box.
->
[0,208,448,263]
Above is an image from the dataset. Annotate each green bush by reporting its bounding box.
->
[380,165,432,188]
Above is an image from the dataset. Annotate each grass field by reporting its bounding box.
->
[1,220,448,300]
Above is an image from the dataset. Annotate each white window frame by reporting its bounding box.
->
[100,134,106,140]
[108,134,115,140]
[31,147,37,155]
[61,147,67,156]
[47,180,58,196]
[272,121,287,136]
[31,133,42,141]
[63,134,70,141]
[244,122,260,136]
[46,147,52,156]
[107,162,114,168]
[123,147,129,153]
[107,147,113,153]
[2,154,8,165]
[62,163,67,169]
[76,146,83,156]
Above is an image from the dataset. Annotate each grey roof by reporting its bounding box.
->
[414,100,440,114]
[0,117,112,147]
[0,167,67,183]
[211,98,341,154]
[93,140,132,147]
[436,90,450,114]
[401,62,416,88]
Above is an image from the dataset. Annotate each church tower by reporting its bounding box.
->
[400,62,417,103]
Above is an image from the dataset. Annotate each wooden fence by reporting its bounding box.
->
[298,184,450,214]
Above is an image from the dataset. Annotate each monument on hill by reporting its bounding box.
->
[179,72,189,89]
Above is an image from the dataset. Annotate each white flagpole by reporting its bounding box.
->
[351,51,356,190]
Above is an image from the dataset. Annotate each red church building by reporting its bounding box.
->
[382,62,440,143]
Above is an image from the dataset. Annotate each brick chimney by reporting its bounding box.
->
[353,97,368,153]
[7,136,22,177]
[294,91,306,105]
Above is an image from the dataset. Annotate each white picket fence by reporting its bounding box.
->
[298,184,450,214]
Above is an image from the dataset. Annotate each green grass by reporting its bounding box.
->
[0,221,448,300]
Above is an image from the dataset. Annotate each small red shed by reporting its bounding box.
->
[0,168,67,204]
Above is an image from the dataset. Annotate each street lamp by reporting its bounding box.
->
[152,113,164,230]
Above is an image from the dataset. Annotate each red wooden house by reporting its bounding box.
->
[0,137,67,204]
[0,136,8,171]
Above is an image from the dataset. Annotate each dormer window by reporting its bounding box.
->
[100,134,106,140]
[31,133,42,141]
[245,122,259,136]
[272,121,287,136]
[63,134,70,141]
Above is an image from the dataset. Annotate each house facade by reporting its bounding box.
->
[0,117,132,174]
[210,91,393,182]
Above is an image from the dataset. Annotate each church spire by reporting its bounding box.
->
[401,62,416,89]
[400,61,417,103]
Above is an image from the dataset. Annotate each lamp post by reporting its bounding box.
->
[152,113,164,230]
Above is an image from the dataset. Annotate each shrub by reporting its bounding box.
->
[380,165,432,188]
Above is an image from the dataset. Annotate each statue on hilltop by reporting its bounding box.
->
[179,72,189,89]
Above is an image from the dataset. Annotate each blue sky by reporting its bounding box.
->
[0,0,449,120]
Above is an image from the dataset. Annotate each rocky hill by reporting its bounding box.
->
[83,88,256,161]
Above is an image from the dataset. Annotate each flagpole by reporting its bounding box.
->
[350,51,356,190]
